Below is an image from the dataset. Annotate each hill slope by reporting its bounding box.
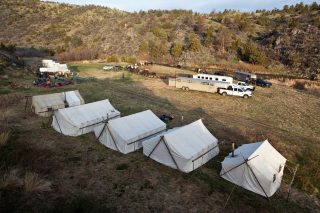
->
[0,0,319,76]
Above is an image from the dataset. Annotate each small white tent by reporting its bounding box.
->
[94,110,166,154]
[32,90,85,117]
[220,140,286,198]
[52,99,120,136]
[143,120,219,173]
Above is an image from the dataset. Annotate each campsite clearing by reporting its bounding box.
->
[0,62,319,212]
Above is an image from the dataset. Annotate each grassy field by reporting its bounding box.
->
[0,62,319,212]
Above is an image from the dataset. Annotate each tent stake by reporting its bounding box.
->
[287,164,299,202]
[232,143,235,157]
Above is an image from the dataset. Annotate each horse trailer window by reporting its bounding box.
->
[222,79,226,81]
[201,77,204,79]
[205,77,208,79]
[215,78,218,81]
[198,76,200,78]
[210,77,212,80]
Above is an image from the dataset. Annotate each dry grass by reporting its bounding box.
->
[0,130,11,147]
[0,169,22,189]
[269,78,320,95]
[24,172,52,193]
[1,65,319,211]
[145,65,194,76]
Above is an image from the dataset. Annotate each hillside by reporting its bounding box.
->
[1,1,319,76]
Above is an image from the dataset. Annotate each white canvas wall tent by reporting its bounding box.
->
[52,99,120,136]
[94,110,166,154]
[143,119,219,173]
[40,60,70,74]
[220,140,287,198]
[32,90,85,117]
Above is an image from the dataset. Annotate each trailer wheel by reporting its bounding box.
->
[185,87,189,91]
[182,86,185,90]
[243,95,248,99]
[222,92,227,96]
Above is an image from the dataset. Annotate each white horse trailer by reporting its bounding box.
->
[193,74,233,84]
[169,77,230,94]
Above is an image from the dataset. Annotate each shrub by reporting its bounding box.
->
[0,130,11,147]
[293,81,305,90]
[139,42,148,54]
[0,169,22,189]
[24,172,52,193]
[56,48,99,61]
[186,33,201,52]
[288,21,300,28]
[170,42,183,58]
[116,163,128,170]
[121,56,136,64]
[148,41,167,61]
[0,42,16,53]
[238,41,268,65]
[106,55,119,63]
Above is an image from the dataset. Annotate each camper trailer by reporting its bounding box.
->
[234,70,257,82]
[169,77,230,94]
[193,74,233,84]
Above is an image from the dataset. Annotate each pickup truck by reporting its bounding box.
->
[219,85,252,98]
[235,81,255,91]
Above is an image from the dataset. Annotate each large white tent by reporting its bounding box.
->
[32,90,85,117]
[52,99,120,136]
[94,110,166,154]
[143,119,219,173]
[220,140,286,198]
[40,59,70,74]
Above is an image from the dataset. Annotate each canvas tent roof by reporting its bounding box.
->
[143,119,219,173]
[94,110,166,154]
[52,99,120,136]
[220,140,287,198]
[32,90,84,117]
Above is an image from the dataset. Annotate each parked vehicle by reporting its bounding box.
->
[103,65,113,71]
[169,77,230,94]
[193,74,233,84]
[219,85,252,98]
[235,81,255,91]
[255,79,272,87]
[234,70,257,83]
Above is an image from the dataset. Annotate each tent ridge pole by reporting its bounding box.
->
[220,155,259,177]
[127,129,167,145]
[192,142,220,163]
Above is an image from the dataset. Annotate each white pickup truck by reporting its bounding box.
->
[235,81,255,91]
[219,85,252,98]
